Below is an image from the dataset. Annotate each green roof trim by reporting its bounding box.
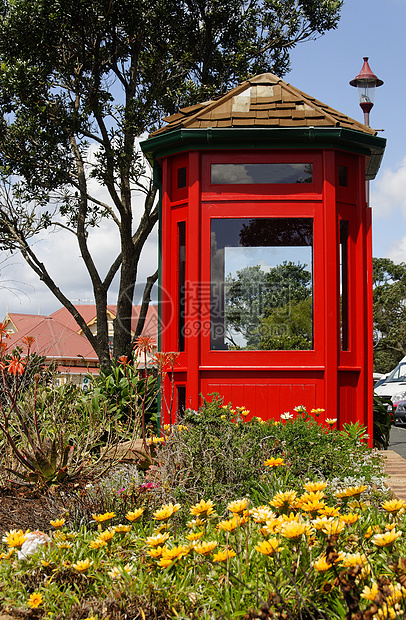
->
[141,127,386,180]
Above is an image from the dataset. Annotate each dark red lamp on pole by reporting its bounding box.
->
[350,57,383,127]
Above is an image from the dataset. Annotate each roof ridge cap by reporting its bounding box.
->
[180,79,252,130]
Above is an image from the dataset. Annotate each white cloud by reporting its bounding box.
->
[387,236,406,265]
[371,156,406,218]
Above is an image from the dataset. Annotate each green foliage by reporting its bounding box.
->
[90,360,158,427]
[373,257,406,373]
[153,395,384,512]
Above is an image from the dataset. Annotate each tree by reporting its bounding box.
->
[0,0,343,370]
[373,257,406,373]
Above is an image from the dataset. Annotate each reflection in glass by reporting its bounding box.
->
[178,222,186,352]
[211,163,313,184]
[211,218,313,351]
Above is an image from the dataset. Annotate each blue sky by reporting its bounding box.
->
[1,0,405,318]
[288,0,406,260]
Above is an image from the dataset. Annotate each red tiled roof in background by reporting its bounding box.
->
[6,315,98,361]
[50,304,158,338]
[152,72,377,137]
[3,304,158,364]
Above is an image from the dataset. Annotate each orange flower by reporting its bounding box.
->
[152,352,171,371]
[7,355,26,376]
[118,355,129,365]
[22,336,34,348]
[134,336,156,356]
[166,352,180,369]
[0,322,11,340]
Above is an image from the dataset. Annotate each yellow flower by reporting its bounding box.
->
[381,499,406,514]
[361,582,379,601]
[125,508,145,522]
[194,541,218,555]
[153,503,181,521]
[185,531,204,541]
[299,490,325,503]
[187,518,206,528]
[250,506,276,523]
[113,524,132,533]
[303,481,327,492]
[157,545,189,567]
[255,538,282,555]
[364,526,374,539]
[98,529,115,542]
[227,498,248,514]
[146,532,170,547]
[212,548,237,562]
[280,521,307,541]
[56,541,73,549]
[312,554,333,572]
[107,566,122,579]
[108,563,133,579]
[318,505,340,518]
[147,546,163,558]
[269,490,297,511]
[311,516,333,531]
[217,517,239,532]
[321,519,345,536]
[72,558,93,572]
[190,499,215,517]
[310,408,325,416]
[341,552,368,567]
[371,530,402,547]
[264,457,284,468]
[325,418,337,427]
[2,529,29,548]
[149,436,165,444]
[50,518,66,528]
[89,539,107,550]
[334,486,367,500]
[27,592,43,608]
[348,500,367,512]
[339,513,359,525]
[92,512,115,523]
[260,519,282,537]
[299,499,326,514]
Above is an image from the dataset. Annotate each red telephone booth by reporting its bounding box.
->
[141,73,386,431]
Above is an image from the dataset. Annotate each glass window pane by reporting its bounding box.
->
[211,218,313,351]
[177,166,187,189]
[211,163,313,184]
[178,222,186,351]
[338,166,348,187]
[340,220,349,351]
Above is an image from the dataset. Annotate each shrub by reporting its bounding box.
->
[150,396,386,514]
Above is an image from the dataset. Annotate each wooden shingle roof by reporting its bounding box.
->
[152,73,377,137]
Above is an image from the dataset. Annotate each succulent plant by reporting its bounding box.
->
[6,433,84,485]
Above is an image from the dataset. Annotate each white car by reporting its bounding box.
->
[374,357,406,404]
